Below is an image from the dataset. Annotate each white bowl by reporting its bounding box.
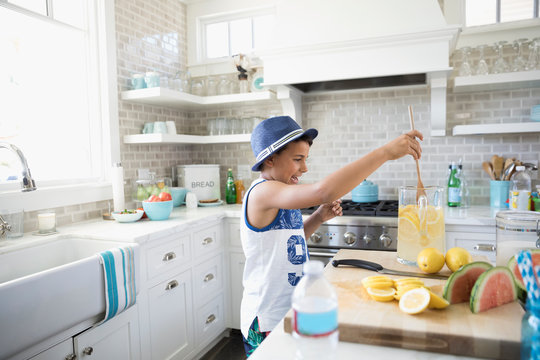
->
[111,209,144,223]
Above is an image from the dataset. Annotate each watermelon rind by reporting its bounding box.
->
[470,266,517,314]
[507,249,540,303]
[442,261,492,304]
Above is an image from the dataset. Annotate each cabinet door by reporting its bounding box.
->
[73,305,140,360]
[148,270,194,360]
[229,251,246,329]
[192,224,221,258]
[227,218,242,248]
[192,253,224,305]
[194,294,226,351]
[446,232,496,264]
[29,338,73,360]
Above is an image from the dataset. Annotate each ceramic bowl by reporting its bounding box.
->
[111,210,144,223]
[170,187,188,207]
[142,200,173,221]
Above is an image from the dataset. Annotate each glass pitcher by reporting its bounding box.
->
[397,186,445,265]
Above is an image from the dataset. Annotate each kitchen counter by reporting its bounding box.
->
[444,206,500,226]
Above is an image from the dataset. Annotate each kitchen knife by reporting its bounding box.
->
[332,259,449,280]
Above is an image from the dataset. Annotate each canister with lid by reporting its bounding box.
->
[495,211,540,266]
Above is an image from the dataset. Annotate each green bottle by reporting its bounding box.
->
[225,168,237,204]
[447,162,461,207]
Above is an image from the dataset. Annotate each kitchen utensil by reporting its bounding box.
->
[491,155,504,180]
[482,161,496,180]
[490,180,511,208]
[351,179,378,202]
[408,106,426,201]
[502,162,515,181]
[332,258,449,279]
[503,158,514,173]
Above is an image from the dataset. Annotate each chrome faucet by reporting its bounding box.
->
[0,142,37,192]
[0,214,12,239]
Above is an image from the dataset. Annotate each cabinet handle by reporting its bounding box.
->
[204,273,214,282]
[202,237,213,245]
[206,314,216,324]
[162,252,176,262]
[64,354,77,360]
[82,347,93,355]
[473,244,496,252]
[166,280,179,290]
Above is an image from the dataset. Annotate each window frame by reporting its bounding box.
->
[0,0,120,212]
[197,6,274,62]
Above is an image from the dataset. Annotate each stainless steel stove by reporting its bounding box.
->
[302,200,398,264]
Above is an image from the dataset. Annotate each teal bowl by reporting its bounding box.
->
[142,200,173,220]
[171,187,188,207]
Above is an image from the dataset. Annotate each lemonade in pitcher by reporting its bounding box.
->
[397,186,445,265]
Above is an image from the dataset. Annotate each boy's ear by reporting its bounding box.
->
[264,156,275,168]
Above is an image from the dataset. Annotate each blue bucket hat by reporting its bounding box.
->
[250,116,318,171]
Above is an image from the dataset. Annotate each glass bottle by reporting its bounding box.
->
[292,260,338,360]
[521,300,540,360]
[510,166,532,211]
[225,168,237,204]
[234,179,245,204]
[238,73,249,93]
[457,163,470,208]
[447,161,461,207]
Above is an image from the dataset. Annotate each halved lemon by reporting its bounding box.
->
[428,290,450,309]
[399,287,431,314]
[366,287,396,302]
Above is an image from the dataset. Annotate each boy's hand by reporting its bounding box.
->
[383,130,423,160]
[316,199,343,222]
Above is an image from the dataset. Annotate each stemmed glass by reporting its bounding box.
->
[476,44,489,75]
[456,47,472,76]
[492,41,509,74]
[511,38,528,72]
[526,37,540,71]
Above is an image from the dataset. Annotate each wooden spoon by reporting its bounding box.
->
[408,106,426,201]
[491,155,504,180]
[503,158,514,173]
[482,161,496,180]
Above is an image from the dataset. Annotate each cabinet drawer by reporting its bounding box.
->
[195,294,225,350]
[192,224,221,258]
[146,234,191,280]
[193,254,224,304]
[228,219,241,248]
[446,232,496,264]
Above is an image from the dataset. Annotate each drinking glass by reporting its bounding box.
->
[217,75,231,95]
[191,79,205,96]
[206,76,217,96]
[476,44,490,75]
[511,38,528,72]
[457,47,472,76]
[526,37,540,71]
[216,117,227,135]
[492,41,510,74]
[207,118,217,135]
[397,186,445,265]
[241,117,253,134]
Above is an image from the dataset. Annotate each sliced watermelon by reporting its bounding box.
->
[470,267,517,313]
[442,262,492,304]
[507,249,540,302]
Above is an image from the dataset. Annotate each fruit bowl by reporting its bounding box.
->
[170,187,188,207]
[111,209,144,223]
[142,200,173,221]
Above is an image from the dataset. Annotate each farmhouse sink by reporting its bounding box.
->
[0,236,140,359]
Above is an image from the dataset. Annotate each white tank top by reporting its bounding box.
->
[240,178,309,338]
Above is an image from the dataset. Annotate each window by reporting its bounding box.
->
[202,10,275,60]
[0,0,118,211]
[466,0,539,26]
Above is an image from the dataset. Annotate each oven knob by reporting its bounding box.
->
[379,234,392,248]
[310,232,322,244]
[344,232,356,245]
[363,234,373,245]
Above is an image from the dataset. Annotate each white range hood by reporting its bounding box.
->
[260,0,460,136]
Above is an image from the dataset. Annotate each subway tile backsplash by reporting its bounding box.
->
[23,0,539,232]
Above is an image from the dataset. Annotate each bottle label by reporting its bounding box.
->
[448,187,461,204]
[293,307,338,336]
[510,190,531,210]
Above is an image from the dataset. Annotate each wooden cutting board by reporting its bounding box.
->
[284,249,523,359]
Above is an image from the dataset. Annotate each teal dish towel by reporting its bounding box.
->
[96,246,137,325]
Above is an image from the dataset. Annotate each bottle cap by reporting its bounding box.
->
[303,260,324,274]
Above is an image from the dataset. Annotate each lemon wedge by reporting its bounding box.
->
[399,287,431,314]
[366,287,396,302]
[428,290,450,309]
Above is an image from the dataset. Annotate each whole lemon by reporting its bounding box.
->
[445,247,472,272]
[416,248,445,274]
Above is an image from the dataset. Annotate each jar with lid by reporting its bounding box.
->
[495,211,540,266]
[250,67,264,92]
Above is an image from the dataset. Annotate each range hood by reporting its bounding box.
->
[260,0,460,135]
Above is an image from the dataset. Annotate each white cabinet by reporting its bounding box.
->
[225,218,245,330]
[138,221,225,360]
[29,339,73,360]
[446,224,496,264]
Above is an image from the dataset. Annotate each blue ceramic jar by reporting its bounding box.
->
[351,180,378,203]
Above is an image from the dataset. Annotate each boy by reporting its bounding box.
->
[241,116,422,356]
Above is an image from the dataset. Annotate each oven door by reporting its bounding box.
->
[308,248,339,266]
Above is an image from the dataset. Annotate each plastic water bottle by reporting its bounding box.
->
[510,166,532,211]
[291,261,338,360]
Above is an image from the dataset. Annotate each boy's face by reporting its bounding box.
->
[267,140,310,185]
